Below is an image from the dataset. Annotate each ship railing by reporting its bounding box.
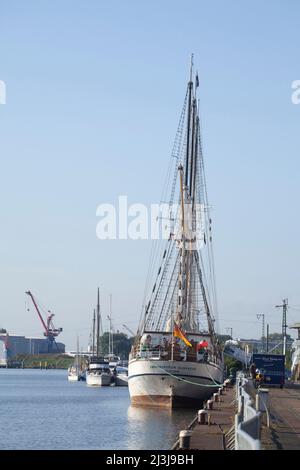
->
[131,348,216,363]
[137,349,162,360]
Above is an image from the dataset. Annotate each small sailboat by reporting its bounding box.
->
[104,295,120,369]
[68,336,85,381]
[86,288,112,387]
[67,337,86,381]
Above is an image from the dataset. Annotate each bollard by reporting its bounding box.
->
[218,387,223,395]
[198,409,207,425]
[213,392,219,402]
[207,399,213,410]
[179,430,193,449]
[223,381,228,391]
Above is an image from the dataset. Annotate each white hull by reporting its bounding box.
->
[68,374,80,382]
[86,372,111,387]
[115,374,128,387]
[128,359,223,407]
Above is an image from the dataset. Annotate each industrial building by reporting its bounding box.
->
[0,333,65,366]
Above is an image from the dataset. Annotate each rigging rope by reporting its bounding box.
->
[138,76,220,340]
[139,90,189,334]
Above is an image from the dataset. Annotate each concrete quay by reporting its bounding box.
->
[172,383,236,450]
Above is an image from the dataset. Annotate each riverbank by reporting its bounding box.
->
[4,354,74,369]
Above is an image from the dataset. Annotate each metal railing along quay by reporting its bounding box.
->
[171,374,266,450]
[171,380,235,450]
[235,374,262,450]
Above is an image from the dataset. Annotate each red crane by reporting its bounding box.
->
[25,290,63,352]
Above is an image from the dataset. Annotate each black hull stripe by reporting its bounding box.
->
[128,372,222,384]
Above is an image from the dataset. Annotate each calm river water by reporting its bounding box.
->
[0,369,195,450]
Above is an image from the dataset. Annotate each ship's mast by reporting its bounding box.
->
[189,97,197,198]
[192,115,199,211]
[96,287,100,356]
[76,335,79,371]
[176,62,198,330]
[141,60,218,340]
[185,61,193,189]
[92,308,95,356]
[108,294,113,356]
[176,164,186,322]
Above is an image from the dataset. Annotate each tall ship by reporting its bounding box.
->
[128,60,224,407]
[86,288,111,387]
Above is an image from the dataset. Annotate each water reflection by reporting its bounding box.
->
[126,405,195,450]
[0,370,196,450]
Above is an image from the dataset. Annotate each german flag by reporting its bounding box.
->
[173,324,192,348]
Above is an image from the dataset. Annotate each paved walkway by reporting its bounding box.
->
[183,386,235,450]
[262,384,300,450]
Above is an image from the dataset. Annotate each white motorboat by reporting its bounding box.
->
[86,288,111,387]
[86,358,111,387]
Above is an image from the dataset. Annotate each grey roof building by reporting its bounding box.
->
[0,333,65,365]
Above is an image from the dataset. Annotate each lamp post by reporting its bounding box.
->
[226,327,233,339]
[244,344,249,368]
[276,299,288,356]
[257,314,265,353]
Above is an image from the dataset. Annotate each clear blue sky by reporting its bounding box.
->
[0,0,300,349]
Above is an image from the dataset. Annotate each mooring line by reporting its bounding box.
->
[152,363,220,388]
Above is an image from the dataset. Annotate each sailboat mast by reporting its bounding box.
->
[177,66,196,328]
[108,319,111,356]
[96,287,100,356]
[177,164,186,320]
[189,98,197,198]
[185,79,193,189]
[76,335,79,371]
[192,115,199,211]
[185,89,198,328]
[92,308,95,356]
[110,294,113,355]
[186,75,201,329]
